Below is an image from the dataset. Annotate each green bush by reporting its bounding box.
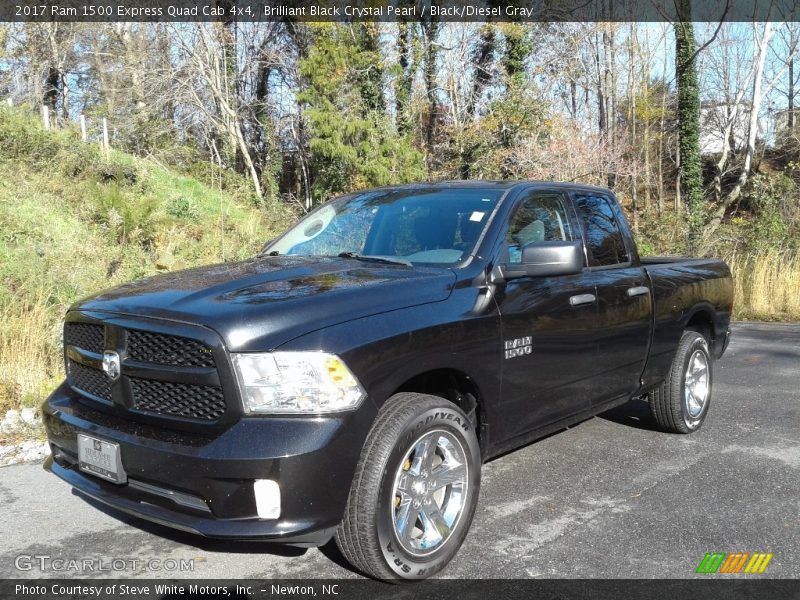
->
[0,110,63,163]
[166,195,201,221]
[745,174,795,251]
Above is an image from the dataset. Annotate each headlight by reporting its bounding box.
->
[231,352,365,414]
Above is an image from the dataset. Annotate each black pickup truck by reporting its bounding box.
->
[43,181,733,579]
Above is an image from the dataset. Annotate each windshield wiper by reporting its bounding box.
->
[337,252,412,267]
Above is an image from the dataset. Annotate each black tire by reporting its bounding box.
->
[336,392,481,580]
[649,330,713,433]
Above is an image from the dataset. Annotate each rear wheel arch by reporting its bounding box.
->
[684,307,715,349]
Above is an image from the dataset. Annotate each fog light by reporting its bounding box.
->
[253,479,281,519]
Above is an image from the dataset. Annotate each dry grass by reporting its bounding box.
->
[0,286,65,414]
[727,250,800,321]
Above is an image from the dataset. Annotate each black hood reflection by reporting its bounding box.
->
[218,269,386,304]
[74,256,456,351]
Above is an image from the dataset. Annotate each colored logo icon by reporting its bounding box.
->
[696,552,773,574]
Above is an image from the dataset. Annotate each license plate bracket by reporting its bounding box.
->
[77,434,127,484]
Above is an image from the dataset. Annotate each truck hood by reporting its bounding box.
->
[72,256,456,351]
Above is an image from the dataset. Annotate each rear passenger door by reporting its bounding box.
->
[571,191,651,404]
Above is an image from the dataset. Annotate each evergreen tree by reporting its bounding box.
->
[297,24,423,201]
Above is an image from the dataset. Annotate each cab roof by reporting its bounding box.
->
[367,180,614,195]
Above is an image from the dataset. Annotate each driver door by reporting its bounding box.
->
[493,189,599,440]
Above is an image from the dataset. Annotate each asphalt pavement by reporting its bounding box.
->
[1,322,797,579]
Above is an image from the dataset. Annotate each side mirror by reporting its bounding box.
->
[499,240,584,280]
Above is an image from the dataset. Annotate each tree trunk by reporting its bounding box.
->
[396,20,413,135]
[43,24,62,116]
[628,25,638,230]
[593,30,607,136]
[355,23,385,114]
[233,117,263,200]
[711,101,743,204]
[422,19,441,159]
[674,2,704,250]
[466,23,494,120]
[640,25,651,212]
[657,30,668,217]
[703,21,774,242]
[43,67,60,113]
[789,30,796,133]
[605,25,616,142]
[570,79,577,120]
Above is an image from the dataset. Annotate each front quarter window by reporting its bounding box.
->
[264,188,503,266]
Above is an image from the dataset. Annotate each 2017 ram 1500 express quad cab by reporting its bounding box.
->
[43,181,733,579]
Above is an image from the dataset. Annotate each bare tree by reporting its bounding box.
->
[703,15,799,242]
[171,24,263,199]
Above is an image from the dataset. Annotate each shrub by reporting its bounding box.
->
[166,195,201,221]
[745,174,796,251]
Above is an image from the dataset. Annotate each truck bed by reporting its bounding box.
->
[639,256,734,391]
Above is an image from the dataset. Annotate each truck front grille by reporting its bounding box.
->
[64,323,104,355]
[64,318,229,426]
[127,329,216,368]
[130,378,226,421]
[68,360,112,403]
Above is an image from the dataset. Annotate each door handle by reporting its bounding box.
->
[627,286,649,297]
[569,293,596,306]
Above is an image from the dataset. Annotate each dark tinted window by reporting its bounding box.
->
[505,193,574,264]
[573,193,628,266]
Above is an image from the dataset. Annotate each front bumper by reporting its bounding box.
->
[43,382,375,546]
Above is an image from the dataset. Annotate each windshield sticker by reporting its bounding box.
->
[469,211,485,222]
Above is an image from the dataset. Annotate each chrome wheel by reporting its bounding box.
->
[684,349,710,419]
[391,429,468,556]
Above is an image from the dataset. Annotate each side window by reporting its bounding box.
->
[573,193,629,266]
[506,193,573,264]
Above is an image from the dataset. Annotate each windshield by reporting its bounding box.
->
[264,187,504,265]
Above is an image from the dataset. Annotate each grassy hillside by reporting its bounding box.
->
[0,107,295,413]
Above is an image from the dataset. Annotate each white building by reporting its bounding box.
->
[699,102,764,155]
